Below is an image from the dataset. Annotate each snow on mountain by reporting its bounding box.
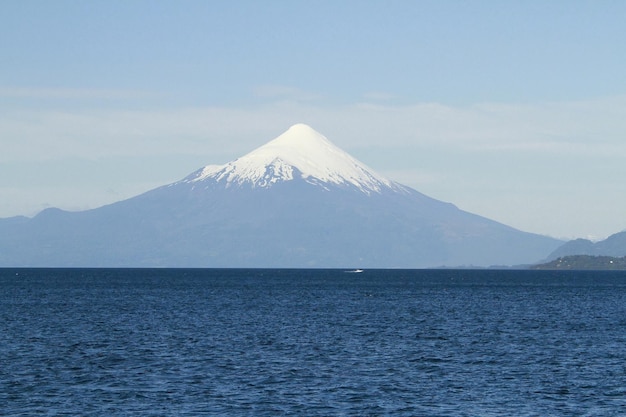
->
[182,123,405,194]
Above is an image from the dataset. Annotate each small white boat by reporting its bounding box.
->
[345,269,364,273]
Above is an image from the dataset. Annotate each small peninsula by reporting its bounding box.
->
[533,255,626,270]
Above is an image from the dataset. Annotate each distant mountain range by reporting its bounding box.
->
[0,124,562,268]
[546,231,626,261]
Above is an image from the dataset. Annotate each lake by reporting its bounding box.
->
[1,268,625,416]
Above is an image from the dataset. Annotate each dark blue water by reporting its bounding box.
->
[1,269,625,416]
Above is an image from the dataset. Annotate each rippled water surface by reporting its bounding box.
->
[1,268,626,416]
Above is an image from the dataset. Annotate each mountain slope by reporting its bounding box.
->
[0,124,562,267]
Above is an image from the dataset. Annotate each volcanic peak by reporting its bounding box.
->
[184,124,400,194]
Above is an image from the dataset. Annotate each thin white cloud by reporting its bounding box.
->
[0,86,156,100]
[361,91,398,101]
[252,85,324,102]
[2,95,625,161]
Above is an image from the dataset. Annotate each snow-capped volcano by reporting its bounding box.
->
[183,123,402,194]
[0,124,563,268]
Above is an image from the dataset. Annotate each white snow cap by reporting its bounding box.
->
[186,123,400,193]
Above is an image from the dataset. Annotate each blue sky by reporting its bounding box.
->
[1,1,626,240]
